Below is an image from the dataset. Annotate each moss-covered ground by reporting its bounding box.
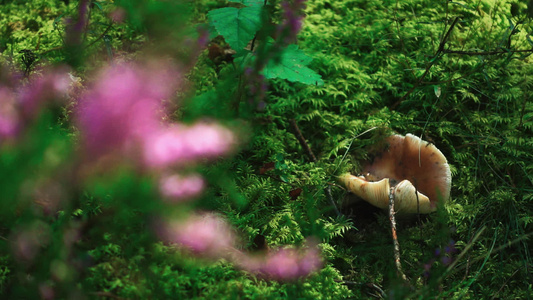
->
[0,0,532,298]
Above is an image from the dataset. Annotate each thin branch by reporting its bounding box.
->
[389,187,408,282]
[391,17,460,109]
[38,46,64,56]
[462,256,471,281]
[39,23,114,56]
[326,185,341,216]
[85,23,114,49]
[436,17,460,54]
[491,268,520,300]
[289,118,317,163]
[443,48,533,55]
[288,119,343,215]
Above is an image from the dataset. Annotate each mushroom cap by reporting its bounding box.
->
[339,174,435,213]
[339,174,390,209]
[363,134,451,208]
[393,179,432,213]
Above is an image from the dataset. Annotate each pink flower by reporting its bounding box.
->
[261,249,301,280]
[238,241,323,281]
[75,59,236,170]
[11,221,51,262]
[109,7,127,23]
[17,67,72,118]
[158,213,236,257]
[0,87,20,139]
[0,67,72,143]
[39,283,55,300]
[76,61,178,158]
[298,245,322,275]
[144,122,235,168]
[159,173,205,201]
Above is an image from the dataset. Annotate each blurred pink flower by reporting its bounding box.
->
[159,173,205,201]
[144,123,235,168]
[238,241,323,281]
[39,283,55,300]
[261,249,301,280]
[76,61,177,158]
[158,213,236,257]
[298,245,322,275]
[76,60,237,171]
[17,67,72,118]
[0,67,72,143]
[261,245,322,280]
[0,87,20,140]
[109,7,127,23]
[11,221,51,263]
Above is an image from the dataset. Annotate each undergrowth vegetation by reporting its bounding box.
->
[0,0,532,299]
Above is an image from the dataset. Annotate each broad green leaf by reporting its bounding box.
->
[263,45,324,86]
[208,6,262,51]
[232,50,254,67]
[229,0,264,7]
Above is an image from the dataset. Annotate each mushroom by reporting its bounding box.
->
[340,134,451,213]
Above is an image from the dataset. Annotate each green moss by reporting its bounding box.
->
[1,0,532,298]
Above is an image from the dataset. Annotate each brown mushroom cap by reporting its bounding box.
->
[340,175,391,209]
[339,174,434,213]
[363,134,451,209]
[393,179,432,213]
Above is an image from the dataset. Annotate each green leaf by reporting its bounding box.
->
[207,6,262,51]
[232,50,253,67]
[263,45,324,86]
[229,0,264,7]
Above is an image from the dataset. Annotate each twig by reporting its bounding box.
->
[326,185,341,216]
[436,17,460,54]
[85,23,114,49]
[462,256,471,281]
[443,48,533,56]
[327,182,345,191]
[249,0,268,52]
[491,268,520,300]
[38,46,63,55]
[289,118,317,162]
[288,119,343,215]
[332,126,378,175]
[38,23,114,56]
[389,187,408,282]
[392,17,460,109]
